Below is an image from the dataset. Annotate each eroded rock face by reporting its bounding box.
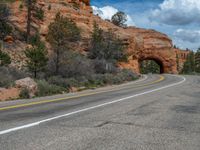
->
[7,0,184,74]
[174,48,190,72]
[0,88,20,101]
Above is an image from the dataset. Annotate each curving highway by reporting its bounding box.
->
[0,74,200,150]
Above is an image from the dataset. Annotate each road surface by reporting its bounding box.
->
[0,74,200,150]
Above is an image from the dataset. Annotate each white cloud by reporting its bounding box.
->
[172,29,200,50]
[174,29,200,43]
[92,5,135,26]
[150,0,200,25]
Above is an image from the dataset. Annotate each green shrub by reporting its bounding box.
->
[19,88,30,99]
[36,80,66,96]
[47,76,71,89]
[120,69,138,81]
[0,67,28,88]
[34,8,44,20]
[0,50,11,66]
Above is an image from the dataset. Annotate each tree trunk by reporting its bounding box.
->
[26,0,32,43]
[34,70,37,78]
[55,48,60,74]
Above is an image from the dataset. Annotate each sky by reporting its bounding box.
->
[91,0,200,51]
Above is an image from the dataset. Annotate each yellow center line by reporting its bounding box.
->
[0,75,165,111]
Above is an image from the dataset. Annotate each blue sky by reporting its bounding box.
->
[91,0,200,51]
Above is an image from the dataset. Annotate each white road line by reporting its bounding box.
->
[0,75,186,135]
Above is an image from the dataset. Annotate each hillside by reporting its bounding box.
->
[3,0,179,73]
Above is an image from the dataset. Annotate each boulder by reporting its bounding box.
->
[15,77,38,97]
[69,87,78,93]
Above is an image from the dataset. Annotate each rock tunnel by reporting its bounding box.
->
[139,57,164,74]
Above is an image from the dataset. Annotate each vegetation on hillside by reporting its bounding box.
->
[182,49,200,74]
[47,12,81,74]
[0,3,12,40]
[0,2,138,99]
[89,22,127,73]
[23,33,48,78]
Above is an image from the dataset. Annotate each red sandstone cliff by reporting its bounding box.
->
[5,0,185,74]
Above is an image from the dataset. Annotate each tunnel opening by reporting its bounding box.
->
[139,58,164,74]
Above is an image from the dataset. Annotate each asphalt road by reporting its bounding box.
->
[0,74,200,150]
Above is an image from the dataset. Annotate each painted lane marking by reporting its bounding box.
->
[0,75,163,111]
[0,75,186,135]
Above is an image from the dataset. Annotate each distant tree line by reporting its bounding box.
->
[182,49,200,74]
[140,60,160,74]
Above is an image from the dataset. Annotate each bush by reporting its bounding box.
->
[36,80,66,96]
[0,21,12,40]
[86,69,137,86]
[93,59,118,74]
[19,88,30,99]
[0,50,11,66]
[0,67,28,88]
[34,8,44,20]
[87,74,105,87]
[58,51,94,78]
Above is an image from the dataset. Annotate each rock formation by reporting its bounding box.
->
[5,0,188,74]
[174,48,190,72]
[15,77,38,98]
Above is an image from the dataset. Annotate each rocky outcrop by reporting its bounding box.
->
[15,77,38,97]
[174,48,190,72]
[6,0,184,74]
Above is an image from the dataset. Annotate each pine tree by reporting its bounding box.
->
[25,46,48,78]
[25,33,48,78]
[47,12,80,74]
[195,48,200,73]
[182,51,195,74]
[89,22,126,62]
[25,0,44,43]
[89,22,104,59]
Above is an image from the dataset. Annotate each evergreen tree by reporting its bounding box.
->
[26,0,34,43]
[25,33,48,78]
[195,48,200,73]
[25,0,44,43]
[47,12,80,74]
[25,46,48,78]
[89,22,126,62]
[182,51,195,74]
